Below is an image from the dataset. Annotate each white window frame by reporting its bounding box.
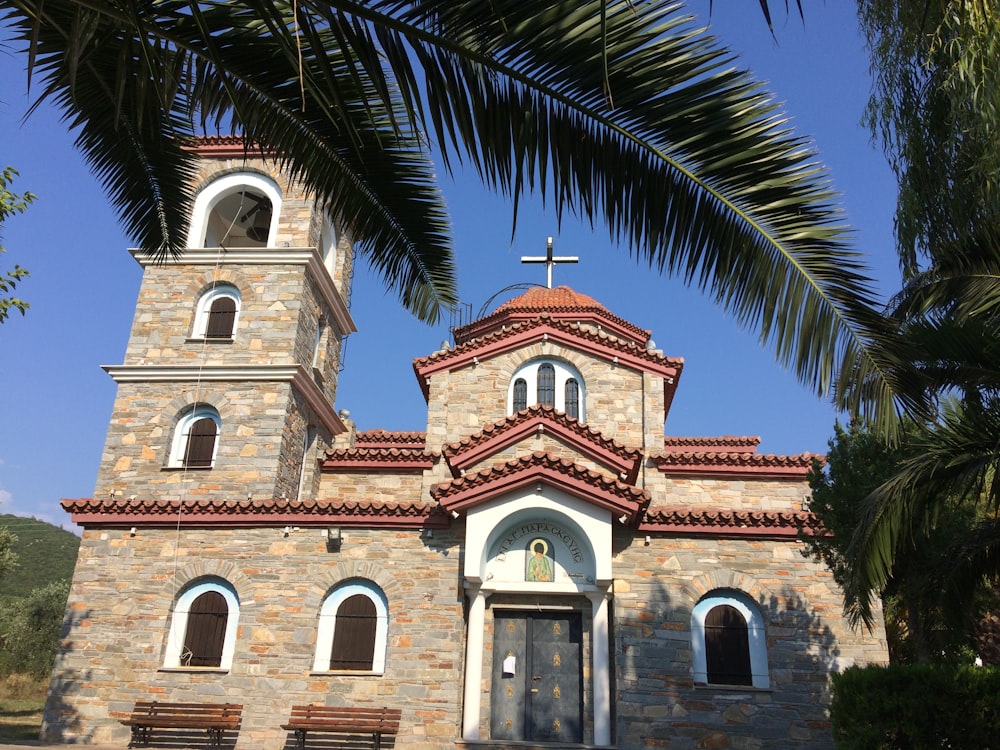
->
[297,425,317,500]
[164,578,240,671]
[320,217,338,275]
[168,405,221,468]
[507,359,585,420]
[191,284,241,339]
[691,591,769,689]
[313,580,389,674]
[186,172,282,249]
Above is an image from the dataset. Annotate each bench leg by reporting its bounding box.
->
[128,725,150,749]
[374,730,382,750]
[206,727,224,748]
[293,728,307,750]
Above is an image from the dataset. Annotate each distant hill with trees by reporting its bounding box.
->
[0,515,78,599]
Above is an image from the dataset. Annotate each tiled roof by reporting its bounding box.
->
[60,497,450,528]
[639,509,821,539]
[442,405,642,482]
[355,430,427,449]
[431,451,649,522]
[321,446,438,472]
[187,135,271,158]
[650,451,818,478]
[453,286,651,346]
[662,436,761,453]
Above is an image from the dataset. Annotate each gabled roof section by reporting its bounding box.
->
[650,450,818,479]
[187,135,271,159]
[443,405,642,483]
[61,497,450,529]
[662,436,761,454]
[639,508,820,539]
[454,286,651,347]
[431,451,649,523]
[414,317,682,402]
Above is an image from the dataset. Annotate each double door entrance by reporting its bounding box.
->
[490,611,583,743]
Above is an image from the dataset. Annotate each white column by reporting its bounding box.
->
[462,586,488,740]
[589,588,612,746]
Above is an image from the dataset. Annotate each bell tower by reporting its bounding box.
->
[94,137,356,503]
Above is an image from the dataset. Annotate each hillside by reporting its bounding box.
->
[0,515,79,599]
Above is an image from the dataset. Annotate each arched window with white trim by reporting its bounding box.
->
[320,217,338,275]
[313,580,389,674]
[192,284,241,340]
[169,405,221,469]
[164,578,240,670]
[691,591,768,688]
[187,172,282,249]
[507,359,585,420]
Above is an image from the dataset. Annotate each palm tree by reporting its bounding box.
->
[2,0,889,419]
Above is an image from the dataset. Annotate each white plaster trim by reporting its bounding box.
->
[103,364,346,436]
[185,172,282,249]
[128,247,357,336]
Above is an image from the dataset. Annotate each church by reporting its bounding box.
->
[44,141,887,749]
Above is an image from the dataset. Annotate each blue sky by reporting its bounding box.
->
[0,3,900,528]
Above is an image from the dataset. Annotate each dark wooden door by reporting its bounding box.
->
[491,611,583,742]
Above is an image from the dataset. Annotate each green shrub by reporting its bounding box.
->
[0,581,70,678]
[831,663,1000,749]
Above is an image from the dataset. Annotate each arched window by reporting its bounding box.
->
[512,379,528,412]
[186,172,282,249]
[507,359,585,420]
[564,378,580,419]
[169,405,221,469]
[164,579,240,670]
[320,217,338,275]
[691,591,768,688]
[313,581,389,674]
[192,285,241,340]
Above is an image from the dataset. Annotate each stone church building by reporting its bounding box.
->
[45,141,887,748]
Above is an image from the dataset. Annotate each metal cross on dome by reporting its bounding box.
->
[520,237,579,288]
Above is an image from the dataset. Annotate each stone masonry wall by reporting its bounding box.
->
[611,532,888,749]
[43,525,466,749]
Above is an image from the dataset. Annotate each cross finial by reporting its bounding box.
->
[520,236,579,288]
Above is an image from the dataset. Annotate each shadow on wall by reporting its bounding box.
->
[40,607,92,743]
[614,576,840,748]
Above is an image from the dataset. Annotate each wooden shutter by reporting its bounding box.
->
[330,594,377,670]
[206,297,237,338]
[513,379,528,412]
[184,417,217,467]
[564,378,580,419]
[183,591,228,667]
[537,364,555,406]
[705,604,752,685]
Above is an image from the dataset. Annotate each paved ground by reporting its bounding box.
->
[0,745,121,749]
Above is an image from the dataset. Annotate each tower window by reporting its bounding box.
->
[192,285,241,340]
[537,364,555,406]
[512,379,528,412]
[169,405,221,469]
[186,172,282,249]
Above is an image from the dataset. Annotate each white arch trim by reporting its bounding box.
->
[691,590,769,689]
[313,580,389,674]
[164,578,240,670]
[186,172,283,249]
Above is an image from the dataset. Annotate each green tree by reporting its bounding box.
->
[805,421,985,663]
[838,1,1000,627]
[0,580,70,678]
[0,166,35,324]
[0,526,17,581]
[1,0,891,420]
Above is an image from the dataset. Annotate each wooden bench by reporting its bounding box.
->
[120,700,242,748]
[282,705,401,750]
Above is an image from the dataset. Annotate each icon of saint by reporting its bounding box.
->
[526,540,553,582]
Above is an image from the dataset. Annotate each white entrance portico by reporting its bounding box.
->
[459,487,614,745]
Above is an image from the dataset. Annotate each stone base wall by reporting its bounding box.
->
[42,525,467,749]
